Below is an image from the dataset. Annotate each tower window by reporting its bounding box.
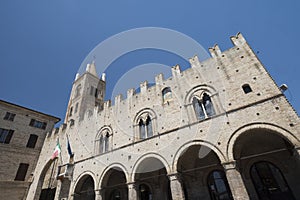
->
[15,163,29,181]
[0,128,14,144]
[90,86,99,98]
[75,103,79,113]
[69,107,73,117]
[192,93,215,120]
[26,134,38,148]
[242,84,252,94]
[4,112,16,121]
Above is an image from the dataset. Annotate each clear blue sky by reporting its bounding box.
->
[0,0,299,123]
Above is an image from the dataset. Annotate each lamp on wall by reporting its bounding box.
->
[279,84,288,92]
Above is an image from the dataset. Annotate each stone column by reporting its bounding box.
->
[168,173,185,200]
[127,182,137,200]
[223,162,249,200]
[95,189,103,200]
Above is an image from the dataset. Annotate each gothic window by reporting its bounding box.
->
[193,93,215,120]
[207,170,233,200]
[250,161,295,200]
[242,84,252,94]
[138,116,153,139]
[162,87,172,103]
[95,127,112,154]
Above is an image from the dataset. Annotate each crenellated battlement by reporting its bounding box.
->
[230,32,246,46]
[48,32,262,139]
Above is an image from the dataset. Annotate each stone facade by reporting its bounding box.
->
[27,33,300,200]
[0,100,60,200]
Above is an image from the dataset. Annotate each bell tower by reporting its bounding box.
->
[65,61,106,123]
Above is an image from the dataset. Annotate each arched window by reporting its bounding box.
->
[162,87,172,103]
[250,161,295,200]
[138,116,153,139]
[207,170,233,200]
[139,184,152,200]
[74,175,95,200]
[193,93,215,120]
[95,128,112,154]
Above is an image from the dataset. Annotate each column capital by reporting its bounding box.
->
[127,182,137,189]
[222,161,237,170]
[167,172,182,181]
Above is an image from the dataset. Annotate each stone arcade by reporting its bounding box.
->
[26,33,300,200]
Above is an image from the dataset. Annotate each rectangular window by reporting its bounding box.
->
[90,86,95,96]
[29,119,47,130]
[4,112,16,121]
[0,128,14,144]
[26,134,38,148]
[15,163,29,181]
[90,86,98,98]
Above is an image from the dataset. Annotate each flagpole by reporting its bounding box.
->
[59,138,63,165]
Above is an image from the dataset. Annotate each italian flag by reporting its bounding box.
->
[51,140,61,160]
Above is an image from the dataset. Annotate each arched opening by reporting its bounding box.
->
[101,168,128,200]
[37,159,58,200]
[251,161,294,200]
[74,175,95,200]
[177,145,232,200]
[134,157,171,200]
[233,129,300,199]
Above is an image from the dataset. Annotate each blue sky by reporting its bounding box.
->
[0,0,299,123]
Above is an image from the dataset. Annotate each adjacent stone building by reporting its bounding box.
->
[26,33,300,200]
[0,100,60,200]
